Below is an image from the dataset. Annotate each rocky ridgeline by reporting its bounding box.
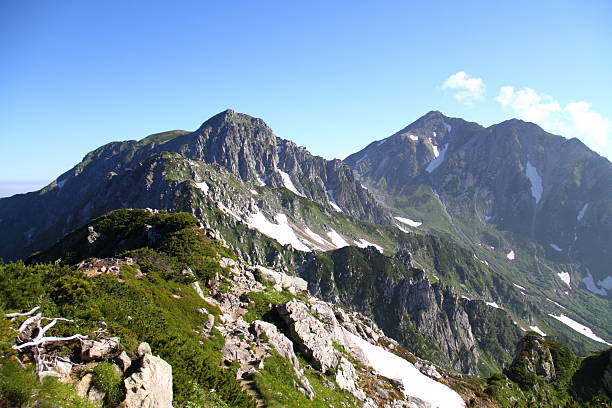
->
[205,256,462,407]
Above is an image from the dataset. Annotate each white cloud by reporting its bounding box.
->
[496,86,610,153]
[441,71,486,105]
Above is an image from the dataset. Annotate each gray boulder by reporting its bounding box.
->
[122,344,173,408]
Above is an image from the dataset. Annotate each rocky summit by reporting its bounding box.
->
[0,110,610,408]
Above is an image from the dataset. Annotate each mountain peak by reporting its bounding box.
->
[198,109,270,132]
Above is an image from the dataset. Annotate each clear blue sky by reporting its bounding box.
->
[1,0,611,197]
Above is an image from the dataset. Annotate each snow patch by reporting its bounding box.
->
[246,208,311,252]
[195,182,209,194]
[598,276,612,290]
[277,169,304,197]
[545,298,567,310]
[582,272,607,296]
[326,190,343,212]
[256,174,267,186]
[486,301,501,309]
[484,215,492,222]
[425,143,448,173]
[249,189,258,195]
[557,272,571,288]
[394,217,422,228]
[304,228,330,246]
[377,138,388,146]
[354,239,384,253]
[216,202,242,221]
[525,161,543,203]
[360,183,368,190]
[548,314,611,346]
[326,230,349,248]
[577,203,589,221]
[513,283,526,291]
[395,224,410,234]
[529,326,546,336]
[409,134,418,141]
[348,332,465,408]
[506,250,515,261]
[444,122,452,133]
[550,244,563,252]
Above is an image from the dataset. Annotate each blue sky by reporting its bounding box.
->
[1,0,611,197]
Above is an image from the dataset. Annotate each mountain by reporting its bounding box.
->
[1,209,609,407]
[345,111,612,298]
[0,109,610,382]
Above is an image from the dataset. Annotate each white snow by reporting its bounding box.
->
[256,174,267,186]
[246,208,311,252]
[550,244,563,252]
[545,298,567,310]
[557,272,571,287]
[348,332,465,408]
[326,190,343,212]
[506,250,515,260]
[486,301,501,309]
[395,224,410,233]
[195,182,209,194]
[425,143,448,173]
[360,183,368,190]
[513,283,526,291]
[577,203,589,221]
[548,314,612,346]
[409,134,418,141]
[377,138,388,146]
[484,215,492,222]
[529,326,546,336]
[582,272,607,296]
[304,228,330,246]
[598,276,612,290]
[394,217,422,228]
[525,161,543,203]
[444,122,452,133]
[277,169,304,197]
[249,189,258,195]
[432,144,440,158]
[326,230,350,248]
[216,202,242,221]
[354,239,384,253]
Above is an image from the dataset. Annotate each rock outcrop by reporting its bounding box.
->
[507,333,556,383]
[122,342,173,408]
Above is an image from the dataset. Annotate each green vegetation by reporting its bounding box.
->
[92,362,123,407]
[252,351,359,408]
[1,210,255,408]
[0,360,96,408]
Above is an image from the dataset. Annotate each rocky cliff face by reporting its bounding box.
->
[345,112,612,296]
[301,245,522,375]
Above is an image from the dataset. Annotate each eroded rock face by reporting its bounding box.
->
[122,343,173,408]
[275,300,340,373]
[508,333,556,383]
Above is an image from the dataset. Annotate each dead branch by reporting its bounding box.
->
[5,306,40,319]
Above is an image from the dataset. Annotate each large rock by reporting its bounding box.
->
[79,337,120,362]
[275,300,340,373]
[255,265,308,292]
[507,333,556,383]
[122,344,173,408]
[335,357,366,400]
[251,320,315,399]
